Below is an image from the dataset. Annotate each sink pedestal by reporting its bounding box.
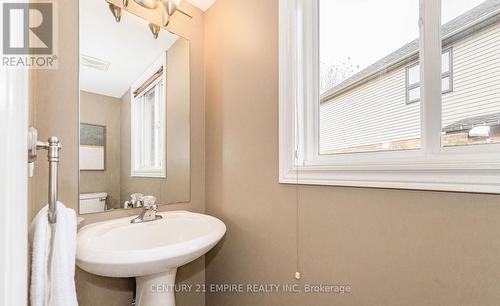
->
[136,269,177,306]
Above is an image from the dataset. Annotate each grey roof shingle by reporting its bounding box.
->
[321,0,500,101]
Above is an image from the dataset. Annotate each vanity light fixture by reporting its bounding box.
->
[108,0,192,39]
[163,0,180,16]
[108,3,123,22]
[148,23,161,39]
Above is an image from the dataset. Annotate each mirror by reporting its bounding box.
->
[78,0,190,214]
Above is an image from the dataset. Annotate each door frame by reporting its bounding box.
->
[0,19,29,306]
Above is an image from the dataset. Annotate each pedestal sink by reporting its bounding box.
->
[76,211,226,306]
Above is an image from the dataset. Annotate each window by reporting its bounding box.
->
[406,49,453,104]
[279,0,500,193]
[131,59,166,178]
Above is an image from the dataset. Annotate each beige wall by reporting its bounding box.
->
[120,38,191,205]
[29,1,500,305]
[80,91,121,209]
[29,1,206,305]
[204,1,500,306]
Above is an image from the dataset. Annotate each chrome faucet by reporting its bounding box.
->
[131,195,162,223]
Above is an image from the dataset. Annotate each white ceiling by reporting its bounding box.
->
[80,0,179,98]
[188,0,216,11]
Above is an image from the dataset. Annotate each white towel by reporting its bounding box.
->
[30,202,78,306]
[29,203,51,306]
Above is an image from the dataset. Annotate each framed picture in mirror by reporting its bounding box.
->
[80,123,106,171]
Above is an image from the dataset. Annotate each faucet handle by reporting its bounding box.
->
[142,196,157,209]
[130,193,144,202]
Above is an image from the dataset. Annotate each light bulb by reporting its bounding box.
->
[108,3,123,22]
[163,0,181,16]
[134,0,159,9]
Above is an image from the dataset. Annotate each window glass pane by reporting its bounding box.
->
[319,0,420,154]
[143,88,156,167]
[153,81,163,168]
[408,88,420,102]
[408,64,420,85]
[442,76,450,92]
[441,1,500,147]
[135,81,163,170]
[441,51,450,73]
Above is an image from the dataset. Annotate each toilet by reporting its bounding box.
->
[79,192,107,214]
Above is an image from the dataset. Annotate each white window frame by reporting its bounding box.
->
[131,54,167,178]
[279,0,500,193]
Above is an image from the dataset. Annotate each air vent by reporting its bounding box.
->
[81,54,110,71]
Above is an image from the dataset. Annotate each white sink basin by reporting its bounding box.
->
[76,211,226,306]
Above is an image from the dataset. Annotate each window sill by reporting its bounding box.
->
[131,171,166,178]
[280,147,500,193]
[280,161,500,194]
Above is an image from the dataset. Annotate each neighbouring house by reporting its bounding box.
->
[320,0,500,154]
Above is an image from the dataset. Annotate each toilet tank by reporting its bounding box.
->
[79,192,107,214]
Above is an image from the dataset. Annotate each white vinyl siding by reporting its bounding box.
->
[320,21,500,153]
[320,68,420,152]
[442,22,500,128]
